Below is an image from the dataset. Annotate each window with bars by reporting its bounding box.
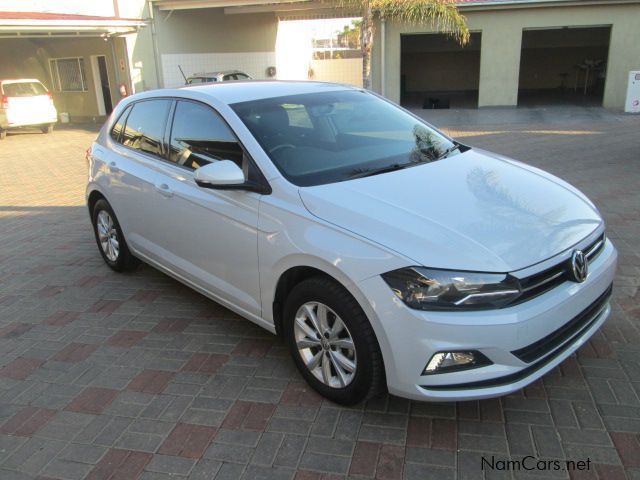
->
[49,58,88,92]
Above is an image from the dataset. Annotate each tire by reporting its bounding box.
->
[91,198,139,272]
[41,124,54,134]
[0,129,6,140]
[283,276,385,405]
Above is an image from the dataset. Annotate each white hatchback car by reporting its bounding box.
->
[87,81,617,405]
[0,79,57,139]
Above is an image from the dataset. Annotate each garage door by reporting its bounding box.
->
[400,32,481,109]
[518,26,611,106]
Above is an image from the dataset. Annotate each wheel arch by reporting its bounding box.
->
[266,254,396,376]
[87,188,107,215]
[272,265,338,336]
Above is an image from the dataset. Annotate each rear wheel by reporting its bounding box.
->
[91,198,139,272]
[283,276,385,405]
[41,124,54,134]
[0,129,6,140]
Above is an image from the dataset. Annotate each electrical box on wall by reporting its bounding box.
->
[625,71,640,113]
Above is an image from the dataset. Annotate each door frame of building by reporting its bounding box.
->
[91,55,112,116]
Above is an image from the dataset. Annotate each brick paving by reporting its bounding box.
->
[0,114,639,479]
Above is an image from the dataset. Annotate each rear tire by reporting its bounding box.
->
[41,124,54,134]
[0,129,6,140]
[283,276,385,405]
[91,198,139,272]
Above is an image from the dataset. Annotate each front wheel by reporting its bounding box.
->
[0,129,6,140]
[91,198,139,272]
[41,124,54,134]
[283,277,385,405]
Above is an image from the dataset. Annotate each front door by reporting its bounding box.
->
[147,99,263,318]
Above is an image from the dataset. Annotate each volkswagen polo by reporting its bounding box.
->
[86,81,617,405]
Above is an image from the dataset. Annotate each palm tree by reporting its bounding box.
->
[337,0,470,89]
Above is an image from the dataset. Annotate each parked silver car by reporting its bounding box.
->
[185,70,251,85]
[86,81,616,405]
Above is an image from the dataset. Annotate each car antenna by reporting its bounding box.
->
[178,65,187,83]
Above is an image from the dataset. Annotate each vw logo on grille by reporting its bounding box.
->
[570,249,588,283]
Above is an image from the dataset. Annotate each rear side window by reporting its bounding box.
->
[110,105,131,143]
[121,100,171,157]
[169,100,243,169]
[2,81,47,97]
[187,77,215,84]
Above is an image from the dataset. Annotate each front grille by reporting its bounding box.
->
[514,233,606,304]
[511,284,612,363]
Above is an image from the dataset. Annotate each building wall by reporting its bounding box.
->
[0,36,127,120]
[374,2,640,108]
[151,7,278,88]
[310,58,363,87]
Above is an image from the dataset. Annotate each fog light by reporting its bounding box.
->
[423,350,491,375]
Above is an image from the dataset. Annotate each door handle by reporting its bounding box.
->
[155,183,174,198]
[108,161,119,173]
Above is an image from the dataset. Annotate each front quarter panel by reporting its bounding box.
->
[258,178,412,376]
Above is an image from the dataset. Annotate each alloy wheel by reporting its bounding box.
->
[96,210,119,262]
[293,301,357,388]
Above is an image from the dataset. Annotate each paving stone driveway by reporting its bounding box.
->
[0,112,639,480]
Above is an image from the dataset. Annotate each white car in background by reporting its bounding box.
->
[0,79,57,139]
[185,70,252,85]
[86,81,617,405]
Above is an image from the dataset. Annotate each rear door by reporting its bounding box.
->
[99,99,172,256]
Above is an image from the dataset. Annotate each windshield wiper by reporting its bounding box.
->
[348,163,412,180]
[436,143,461,160]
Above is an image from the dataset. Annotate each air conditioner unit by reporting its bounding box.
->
[625,71,640,113]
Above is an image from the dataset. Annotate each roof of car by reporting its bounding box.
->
[176,80,356,104]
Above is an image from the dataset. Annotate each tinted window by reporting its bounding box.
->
[169,100,243,170]
[110,105,131,143]
[122,100,171,157]
[235,73,250,80]
[222,74,234,81]
[232,90,456,187]
[2,81,48,96]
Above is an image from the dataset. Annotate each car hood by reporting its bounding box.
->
[298,149,602,272]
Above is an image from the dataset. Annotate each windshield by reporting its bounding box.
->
[231,89,457,186]
[2,81,47,97]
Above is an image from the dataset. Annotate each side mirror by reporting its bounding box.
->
[194,160,245,187]
[194,160,270,194]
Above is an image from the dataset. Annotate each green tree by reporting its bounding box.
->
[338,0,469,89]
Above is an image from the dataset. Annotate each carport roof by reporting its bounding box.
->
[0,11,145,38]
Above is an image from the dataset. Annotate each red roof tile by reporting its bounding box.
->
[0,11,138,22]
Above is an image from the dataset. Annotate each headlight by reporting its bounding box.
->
[381,267,521,310]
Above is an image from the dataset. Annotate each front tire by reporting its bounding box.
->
[0,129,6,140]
[41,124,54,134]
[283,277,385,405]
[91,198,139,272]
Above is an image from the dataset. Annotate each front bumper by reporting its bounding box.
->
[357,238,617,401]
